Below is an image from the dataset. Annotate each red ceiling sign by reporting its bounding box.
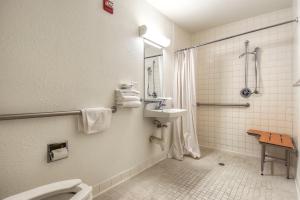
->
[103,0,114,14]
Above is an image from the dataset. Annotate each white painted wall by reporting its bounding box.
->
[0,0,191,198]
[193,8,294,156]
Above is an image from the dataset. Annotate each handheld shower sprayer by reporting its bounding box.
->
[252,47,260,94]
[239,40,252,98]
[239,41,260,98]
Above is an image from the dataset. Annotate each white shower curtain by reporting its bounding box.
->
[168,49,201,160]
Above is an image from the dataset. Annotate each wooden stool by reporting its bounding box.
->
[247,129,295,179]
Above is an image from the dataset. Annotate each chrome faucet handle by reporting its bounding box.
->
[160,102,166,108]
[156,99,167,110]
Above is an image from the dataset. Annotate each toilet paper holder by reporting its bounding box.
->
[47,141,68,163]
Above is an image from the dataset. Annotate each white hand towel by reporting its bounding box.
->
[118,101,141,108]
[78,107,112,134]
[116,89,140,95]
[117,95,140,102]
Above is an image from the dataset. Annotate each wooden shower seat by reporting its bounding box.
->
[247,129,295,179]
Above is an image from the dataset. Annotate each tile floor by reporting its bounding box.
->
[95,149,297,200]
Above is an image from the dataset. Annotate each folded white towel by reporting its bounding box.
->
[118,101,141,108]
[78,107,112,134]
[116,95,140,102]
[116,89,140,95]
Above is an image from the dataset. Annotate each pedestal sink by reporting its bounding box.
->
[144,108,186,151]
[144,108,187,123]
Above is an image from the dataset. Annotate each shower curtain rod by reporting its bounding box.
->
[176,18,298,53]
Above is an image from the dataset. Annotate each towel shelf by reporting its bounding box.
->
[0,106,117,121]
[197,103,250,107]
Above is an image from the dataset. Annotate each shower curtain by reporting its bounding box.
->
[168,49,201,160]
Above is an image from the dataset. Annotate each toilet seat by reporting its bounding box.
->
[4,179,92,200]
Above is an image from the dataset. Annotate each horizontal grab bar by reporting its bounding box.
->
[197,103,250,107]
[0,106,117,121]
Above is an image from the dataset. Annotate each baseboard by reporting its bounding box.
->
[92,153,167,198]
[199,144,260,158]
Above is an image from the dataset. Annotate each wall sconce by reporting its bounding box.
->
[139,25,171,48]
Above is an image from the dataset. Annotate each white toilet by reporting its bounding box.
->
[3,179,92,200]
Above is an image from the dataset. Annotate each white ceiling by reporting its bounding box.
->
[146,0,293,33]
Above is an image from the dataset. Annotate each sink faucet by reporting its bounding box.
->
[156,100,166,110]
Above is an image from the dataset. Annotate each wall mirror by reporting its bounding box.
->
[144,41,164,100]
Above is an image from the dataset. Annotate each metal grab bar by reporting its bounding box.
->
[0,106,117,121]
[197,103,250,107]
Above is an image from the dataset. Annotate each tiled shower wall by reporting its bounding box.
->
[193,8,294,156]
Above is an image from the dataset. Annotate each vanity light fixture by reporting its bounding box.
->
[139,25,171,48]
[144,39,163,49]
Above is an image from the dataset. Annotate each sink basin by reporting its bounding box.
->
[144,108,187,123]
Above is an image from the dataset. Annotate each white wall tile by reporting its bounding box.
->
[194,8,294,156]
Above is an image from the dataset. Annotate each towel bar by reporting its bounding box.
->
[0,106,117,121]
